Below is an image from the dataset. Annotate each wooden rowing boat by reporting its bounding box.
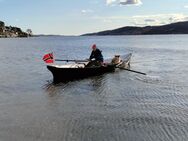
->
[47,53,132,83]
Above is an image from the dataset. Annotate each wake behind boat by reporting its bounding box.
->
[46,53,132,83]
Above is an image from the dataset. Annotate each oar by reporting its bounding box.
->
[55,59,89,62]
[116,67,147,75]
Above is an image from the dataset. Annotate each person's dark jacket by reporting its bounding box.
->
[89,48,104,62]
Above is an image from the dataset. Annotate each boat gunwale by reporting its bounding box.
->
[47,53,132,69]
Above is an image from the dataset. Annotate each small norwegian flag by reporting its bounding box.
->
[43,53,54,64]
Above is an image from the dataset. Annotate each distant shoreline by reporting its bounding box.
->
[2,20,188,37]
[35,34,188,37]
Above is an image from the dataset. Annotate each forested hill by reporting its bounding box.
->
[82,21,188,36]
[0,21,30,38]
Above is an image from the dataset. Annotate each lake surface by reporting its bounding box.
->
[0,35,188,141]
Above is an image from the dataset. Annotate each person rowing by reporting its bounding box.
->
[86,44,104,67]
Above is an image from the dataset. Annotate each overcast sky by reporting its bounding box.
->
[1,0,188,35]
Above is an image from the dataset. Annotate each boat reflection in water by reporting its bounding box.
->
[43,74,108,98]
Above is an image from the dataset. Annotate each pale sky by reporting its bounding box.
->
[0,0,188,35]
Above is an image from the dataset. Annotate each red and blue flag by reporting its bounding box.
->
[43,53,54,64]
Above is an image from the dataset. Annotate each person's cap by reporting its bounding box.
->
[92,44,97,49]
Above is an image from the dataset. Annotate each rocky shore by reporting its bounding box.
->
[0,21,30,38]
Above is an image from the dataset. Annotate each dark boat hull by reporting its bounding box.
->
[47,53,132,83]
[47,65,115,83]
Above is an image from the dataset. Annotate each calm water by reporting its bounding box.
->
[0,35,188,141]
